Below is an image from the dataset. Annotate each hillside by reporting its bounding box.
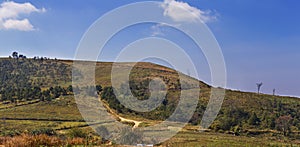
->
[0,57,300,145]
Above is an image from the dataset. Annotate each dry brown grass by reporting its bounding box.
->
[66,137,85,145]
[1,134,95,147]
[0,137,8,145]
[3,134,62,147]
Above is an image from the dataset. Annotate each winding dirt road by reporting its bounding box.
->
[100,98,142,128]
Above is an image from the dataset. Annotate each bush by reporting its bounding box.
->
[248,112,260,126]
[1,130,21,137]
[210,120,222,131]
[67,128,87,138]
[30,128,56,136]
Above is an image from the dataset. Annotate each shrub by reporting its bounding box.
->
[1,130,21,137]
[30,128,56,136]
[276,115,293,136]
[67,128,87,138]
[248,112,260,126]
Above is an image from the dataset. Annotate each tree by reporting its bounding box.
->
[101,87,115,101]
[248,112,260,125]
[276,115,292,136]
[68,128,87,138]
[42,90,50,101]
[267,116,276,129]
[256,82,263,94]
[18,54,24,59]
[32,86,41,99]
[12,52,18,59]
[96,85,102,94]
[67,85,73,93]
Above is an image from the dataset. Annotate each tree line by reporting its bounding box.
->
[9,51,57,61]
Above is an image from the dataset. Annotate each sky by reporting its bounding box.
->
[0,0,300,97]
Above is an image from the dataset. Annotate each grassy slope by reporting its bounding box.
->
[1,58,300,146]
[162,131,300,147]
[0,96,85,132]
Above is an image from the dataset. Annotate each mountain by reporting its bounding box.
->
[0,57,300,143]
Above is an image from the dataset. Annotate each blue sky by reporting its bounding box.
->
[0,0,300,97]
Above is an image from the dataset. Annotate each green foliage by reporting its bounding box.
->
[101,85,179,120]
[0,58,72,102]
[0,130,21,137]
[68,128,87,139]
[101,86,122,111]
[248,112,260,126]
[215,107,249,131]
[30,128,56,136]
[276,115,293,136]
[96,85,102,94]
[67,85,73,93]
[233,125,242,136]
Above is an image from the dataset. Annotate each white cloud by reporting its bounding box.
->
[161,0,216,23]
[0,1,45,31]
[3,19,34,31]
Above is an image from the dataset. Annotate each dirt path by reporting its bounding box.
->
[55,121,115,131]
[100,98,142,128]
[119,116,141,128]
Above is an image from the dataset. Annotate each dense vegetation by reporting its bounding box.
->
[0,57,74,103]
[93,61,300,138]
[211,91,300,137]
[101,83,300,138]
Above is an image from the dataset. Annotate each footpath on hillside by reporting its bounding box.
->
[99,97,142,128]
